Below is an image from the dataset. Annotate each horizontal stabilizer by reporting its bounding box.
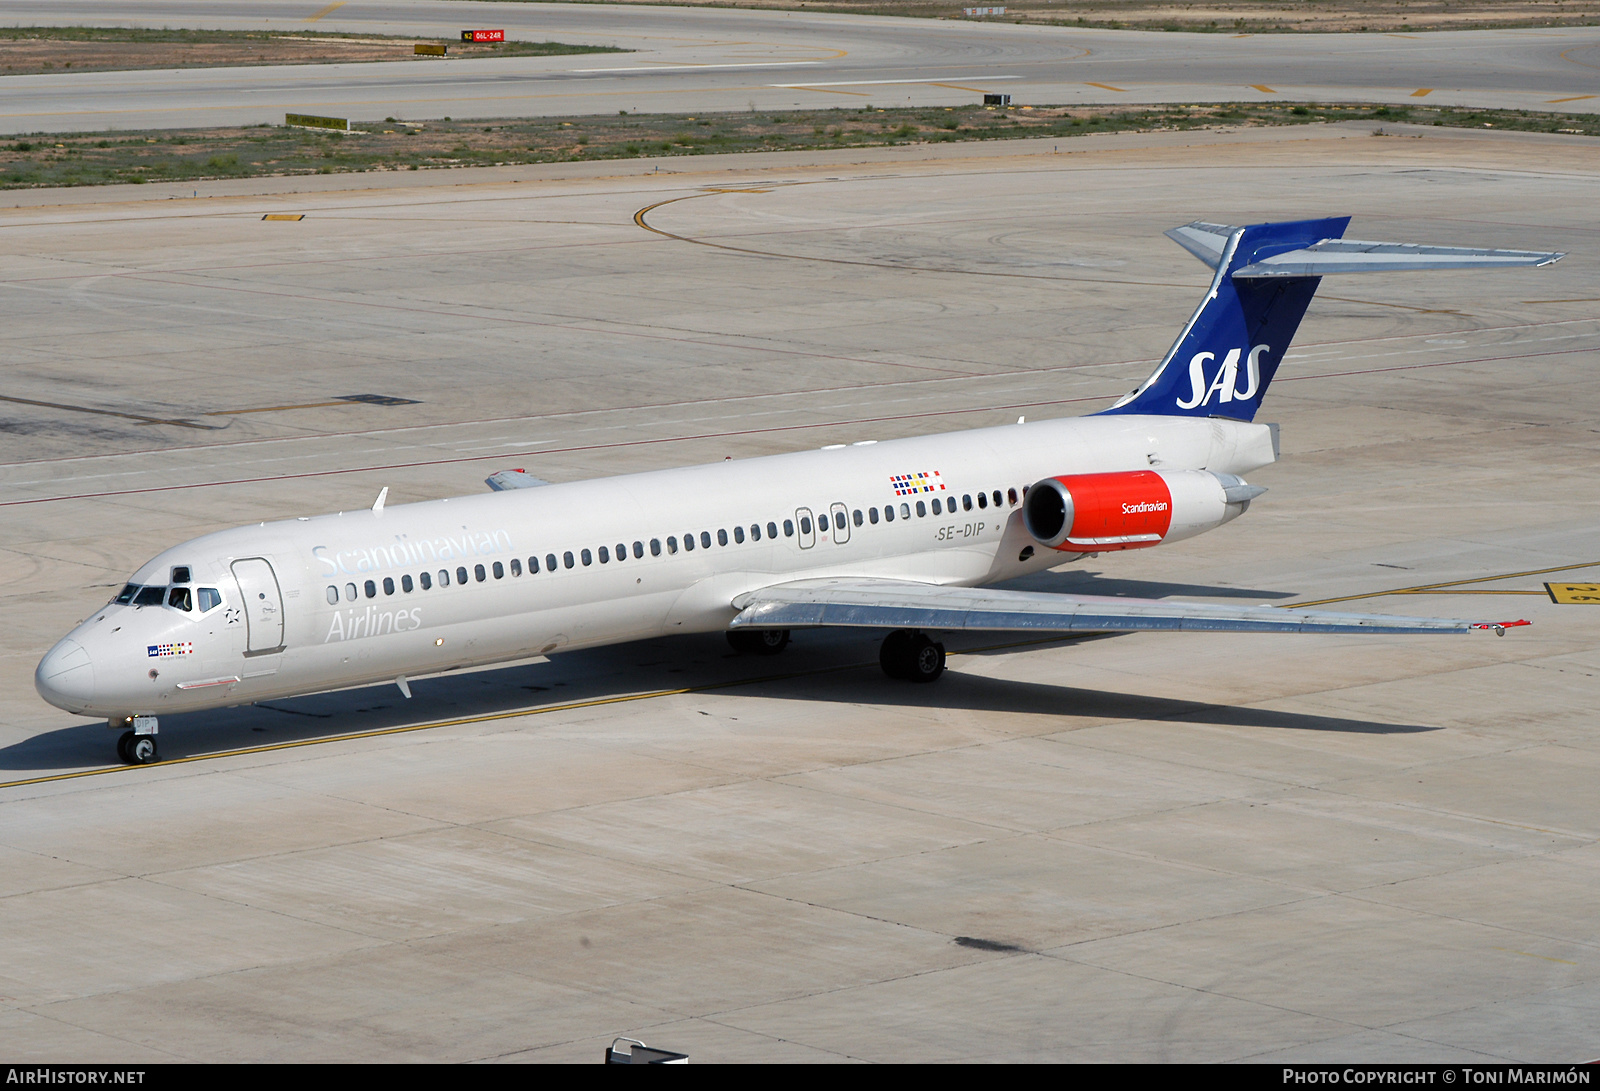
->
[485,469,552,491]
[731,578,1528,637]
[1164,222,1236,269]
[1233,238,1564,278]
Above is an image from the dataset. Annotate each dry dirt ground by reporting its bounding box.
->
[0,29,619,78]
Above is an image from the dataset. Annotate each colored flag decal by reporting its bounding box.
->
[147,642,193,658]
[890,470,946,496]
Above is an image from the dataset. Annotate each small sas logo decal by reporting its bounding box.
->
[890,470,946,496]
[147,642,193,658]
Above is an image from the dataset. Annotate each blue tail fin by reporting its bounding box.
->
[1099,216,1350,422]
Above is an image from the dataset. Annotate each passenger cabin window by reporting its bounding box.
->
[916,501,927,517]
[768,522,779,539]
[750,524,761,541]
[616,543,626,562]
[365,580,377,599]
[900,503,910,519]
[634,541,645,559]
[457,566,469,584]
[420,572,432,590]
[931,498,942,515]
[1008,488,1018,505]
[581,549,593,567]
[547,554,558,573]
[799,515,812,535]
[836,511,847,531]
[475,565,487,582]
[684,534,695,552]
[402,575,414,592]
[526,556,538,575]
[703,531,714,549]
[510,559,522,577]
[977,492,988,509]
[598,547,609,564]
[493,561,504,579]
[327,586,340,605]
[783,519,794,537]
[439,569,450,587]
[733,526,744,544]
[650,539,662,557]
[198,587,222,612]
[563,552,575,570]
[383,577,395,595]
[667,537,678,554]
[853,509,863,527]
[346,583,357,601]
[883,506,894,523]
[963,494,973,511]
[868,508,879,525]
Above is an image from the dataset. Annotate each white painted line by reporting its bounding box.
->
[571,62,823,74]
[776,75,1021,88]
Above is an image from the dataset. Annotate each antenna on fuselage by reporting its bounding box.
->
[372,486,389,514]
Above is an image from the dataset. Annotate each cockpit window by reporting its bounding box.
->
[171,566,191,584]
[133,586,166,607]
[198,587,221,612]
[167,586,193,612]
[113,584,137,605]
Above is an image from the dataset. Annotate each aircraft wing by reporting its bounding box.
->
[729,578,1527,636]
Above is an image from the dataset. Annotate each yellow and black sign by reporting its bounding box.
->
[285,113,349,132]
[1545,582,1600,604]
[415,42,447,56]
[262,214,305,222]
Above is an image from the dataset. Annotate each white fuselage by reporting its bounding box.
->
[36,413,1276,720]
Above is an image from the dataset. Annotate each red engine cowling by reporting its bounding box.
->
[1023,469,1252,552]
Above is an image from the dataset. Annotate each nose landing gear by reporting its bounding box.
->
[879,630,945,683]
[112,716,160,765]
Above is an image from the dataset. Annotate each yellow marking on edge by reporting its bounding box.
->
[1289,561,1600,609]
[1545,582,1600,604]
[1392,589,1547,595]
[1084,82,1127,93]
[0,636,1096,792]
[778,85,870,96]
[1522,298,1600,304]
[262,213,305,221]
[1411,88,1433,97]
[929,83,996,94]
[306,1,346,22]
[1548,94,1596,103]
[1250,84,1277,94]
[1492,947,1577,965]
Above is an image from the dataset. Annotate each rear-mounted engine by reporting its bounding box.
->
[1023,469,1264,552]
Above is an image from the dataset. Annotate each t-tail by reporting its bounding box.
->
[1100,217,1564,422]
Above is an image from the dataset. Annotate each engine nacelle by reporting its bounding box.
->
[1023,469,1262,553]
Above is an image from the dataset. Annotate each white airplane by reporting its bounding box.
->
[35,217,1561,765]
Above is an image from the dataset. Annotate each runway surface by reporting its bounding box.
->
[2,122,1598,1061]
[2,0,1598,133]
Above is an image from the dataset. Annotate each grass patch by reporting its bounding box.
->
[1,103,1593,190]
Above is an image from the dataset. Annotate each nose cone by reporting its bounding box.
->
[36,639,96,713]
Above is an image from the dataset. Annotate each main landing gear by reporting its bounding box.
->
[112,716,159,765]
[879,629,945,683]
[726,628,791,656]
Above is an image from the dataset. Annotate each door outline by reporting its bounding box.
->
[830,502,850,545]
[231,557,286,655]
[795,507,816,549]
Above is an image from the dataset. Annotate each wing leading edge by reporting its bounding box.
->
[729,578,1529,636]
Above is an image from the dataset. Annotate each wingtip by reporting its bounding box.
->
[1472,619,1532,636]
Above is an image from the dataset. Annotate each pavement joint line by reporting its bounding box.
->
[1287,560,1600,608]
[0,634,1108,792]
